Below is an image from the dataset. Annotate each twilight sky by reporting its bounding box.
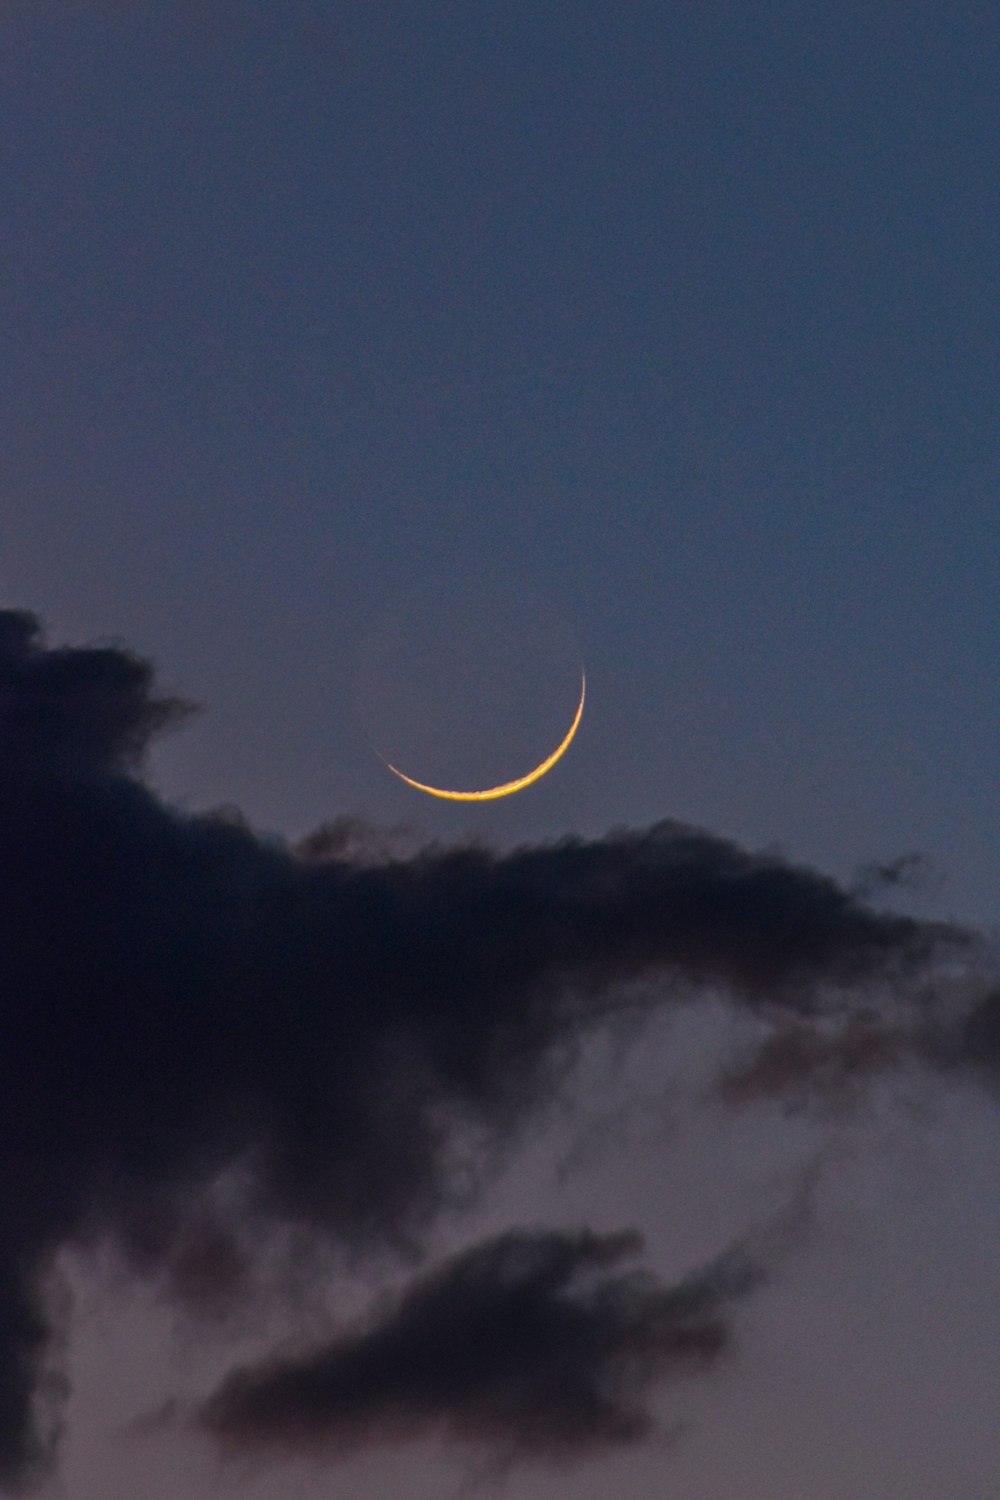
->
[3,2,1000,1497]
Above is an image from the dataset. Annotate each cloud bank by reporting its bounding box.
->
[0,609,983,1490]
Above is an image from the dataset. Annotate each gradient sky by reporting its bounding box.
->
[3,2,1000,1496]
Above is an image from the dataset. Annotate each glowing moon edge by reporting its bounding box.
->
[381,672,586,802]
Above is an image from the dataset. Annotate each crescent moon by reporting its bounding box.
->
[382,672,585,802]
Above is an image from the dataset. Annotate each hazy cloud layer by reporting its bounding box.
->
[0,610,982,1489]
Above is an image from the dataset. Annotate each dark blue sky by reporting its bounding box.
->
[3,4,1000,1496]
[5,0,1000,918]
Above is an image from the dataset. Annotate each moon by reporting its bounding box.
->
[382,672,586,801]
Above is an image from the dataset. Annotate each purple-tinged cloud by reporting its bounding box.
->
[0,609,977,1490]
[200,1227,758,1463]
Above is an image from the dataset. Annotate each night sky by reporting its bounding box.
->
[3,3,1000,1496]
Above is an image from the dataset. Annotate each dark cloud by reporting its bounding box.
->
[851,851,942,902]
[958,986,1000,1074]
[0,610,978,1490]
[711,977,1000,1115]
[714,1011,918,1113]
[199,1226,758,1463]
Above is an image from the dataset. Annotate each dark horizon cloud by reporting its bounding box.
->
[200,1226,761,1465]
[0,608,987,1492]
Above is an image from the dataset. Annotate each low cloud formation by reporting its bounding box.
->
[201,1226,757,1462]
[713,1007,934,1114]
[0,609,982,1489]
[712,976,1000,1115]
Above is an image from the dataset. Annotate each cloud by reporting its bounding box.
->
[0,609,979,1490]
[711,971,1000,1116]
[713,1009,925,1113]
[959,987,1000,1074]
[199,1226,759,1464]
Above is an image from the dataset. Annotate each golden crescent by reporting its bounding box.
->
[382,672,585,801]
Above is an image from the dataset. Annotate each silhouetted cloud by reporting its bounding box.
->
[200,1226,758,1463]
[715,1012,908,1112]
[0,609,978,1490]
[711,974,1000,1114]
[957,986,1000,1074]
